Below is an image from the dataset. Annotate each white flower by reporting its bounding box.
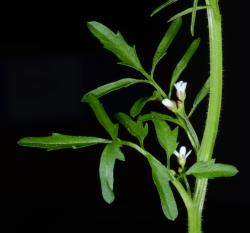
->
[174,81,187,101]
[174,146,191,168]
[162,98,177,111]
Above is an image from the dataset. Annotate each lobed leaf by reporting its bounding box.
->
[169,38,200,97]
[81,78,149,101]
[17,133,111,151]
[115,112,148,145]
[99,141,125,204]
[84,94,118,140]
[151,0,178,17]
[152,18,182,71]
[87,21,146,75]
[148,156,178,220]
[188,78,210,117]
[186,160,239,179]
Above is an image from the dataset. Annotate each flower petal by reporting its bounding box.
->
[173,150,180,157]
[185,150,192,159]
[179,146,186,156]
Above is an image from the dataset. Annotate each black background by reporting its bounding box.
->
[0,1,248,232]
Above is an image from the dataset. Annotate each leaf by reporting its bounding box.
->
[130,96,151,118]
[191,0,199,36]
[87,21,146,75]
[186,160,239,179]
[99,141,125,204]
[129,91,160,118]
[138,111,181,126]
[151,0,178,17]
[169,38,200,97]
[17,133,111,151]
[168,6,209,22]
[153,118,178,157]
[148,156,178,220]
[167,127,179,156]
[152,18,182,70]
[84,94,118,139]
[115,112,148,145]
[81,78,149,101]
[188,78,210,117]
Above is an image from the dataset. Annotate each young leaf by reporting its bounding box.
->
[169,38,200,97]
[81,78,149,101]
[152,18,182,71]
[168,6,208,22]
[87,21,147,75]
[148,156,178,220]
[188,78,210,117]
[99,141,125,204]
[186,160,239,179]
[138,111,182,127]
[167,127,179,157]
[130,96,152,118]
[115,112,148,145]
[84,94,118,140]
[129,91,160,118]
[153,118,178,157]
[18,133,111,151]
[191,0,199,36]
[151,0,178,17]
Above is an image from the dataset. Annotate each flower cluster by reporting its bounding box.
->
[162,80,187,112]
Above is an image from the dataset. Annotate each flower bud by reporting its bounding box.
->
[162,98,177,112]
[174,81,187,102]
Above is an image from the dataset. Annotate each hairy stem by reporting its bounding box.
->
[188,205,202,233]
[193,0,223,220]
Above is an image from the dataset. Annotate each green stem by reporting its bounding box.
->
[142,69,168,99]
[188,205,202,233]
[193,0,223,220]
[150,80,168,98]
[120,140,150,159]
[171,179,193,210]
[177,111,200,154]
[198,0,222,162]
[183,174,192,197]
